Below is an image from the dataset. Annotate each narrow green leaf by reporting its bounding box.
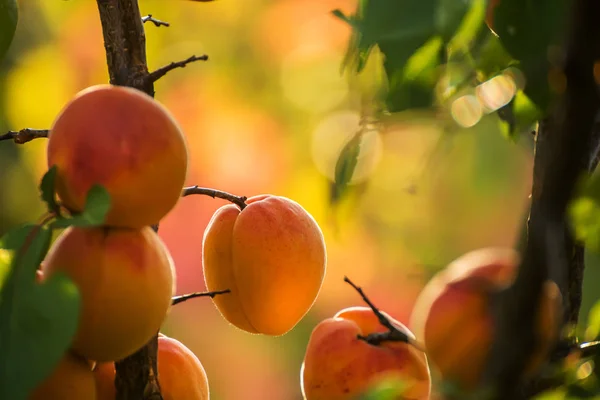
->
[51,184,111,229]
[39,166,60,216]
[0,0,18,62]
[334,131,363,193]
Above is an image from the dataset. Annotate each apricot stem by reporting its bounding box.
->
[343,276,425,352]
[141,14,170,27]
[147,55,209,84]
[171,289,231,306]
[0,128,49,144]
[182,185,248,210]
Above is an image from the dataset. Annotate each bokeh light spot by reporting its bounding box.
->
[450,95,482,128]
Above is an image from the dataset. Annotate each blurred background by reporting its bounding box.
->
[1,1,599,399]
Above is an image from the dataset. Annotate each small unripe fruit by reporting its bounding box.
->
[41,226,176,362]
[202,194,327,336]
[47,84,189,228]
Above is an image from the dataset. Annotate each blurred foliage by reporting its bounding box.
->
[0,0,18,62]
[1,0,600,399]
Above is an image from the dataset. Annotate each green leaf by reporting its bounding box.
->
[491,0,567,112]
[334,130,363,199]
[51,184,111,229]
[0,224,69,400]
[6,273,80,400]
[39,166,60,216]
[382,36,443,112]
[435,0,474,43]
[0,0,17,62]
[569,168,600,253]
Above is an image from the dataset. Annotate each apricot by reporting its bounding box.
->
[202,194,326,335]
[94,334,210,400]
[29,351,96,400]
[408,247,562,391]
[41,226,176,362]
[47,84,189,228]
[301,306,431,400]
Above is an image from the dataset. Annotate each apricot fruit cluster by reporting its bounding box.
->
[94,333,210,400]
[30,84,186,398]
[202,194,327,336]
[300,247,563,399]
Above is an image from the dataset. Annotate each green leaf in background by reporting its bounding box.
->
[39,166,61,216]
[381,36,442,112]
[436,0,474,43]
[333,130,364,201]
[569,169,600,253]
[490,0,567,112]
[51,184,111,229]
[0,0,17,62]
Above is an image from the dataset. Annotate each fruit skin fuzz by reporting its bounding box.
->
[47,84,189,229]
[203,194,327,336]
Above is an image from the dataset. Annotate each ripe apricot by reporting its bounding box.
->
[47,84,189,228]
[202,194,326,336]
[301,306,431,400]
[41,226,176,362]
[29,351,96,400]
[409,247,562,390]
[94,334,210,400]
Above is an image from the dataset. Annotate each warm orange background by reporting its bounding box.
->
[2,1,598,399]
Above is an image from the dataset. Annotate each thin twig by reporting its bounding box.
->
[141,14,169,27]
[146,55,208,84]
[182,186,248,210]
[0,129,48,144]
[343,276,424,351]
[171,289,231,306]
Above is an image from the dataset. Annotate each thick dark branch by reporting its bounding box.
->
[182,185,247,210]
[0,129,48,144]
[96,1,161,400]
[171,289,231,306]
[482,0,600,398]
[146,55,209,84]
[141,14,169,27]
[96,0,149,91]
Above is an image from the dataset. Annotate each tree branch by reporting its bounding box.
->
[171,289,231,306]
[95,1,162,399]
[146,55,209,84]
[482,0,600,398]
[141,14,169,27]
[182,185,248,210]
[0,129,48,144]
[343,276,424,352]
